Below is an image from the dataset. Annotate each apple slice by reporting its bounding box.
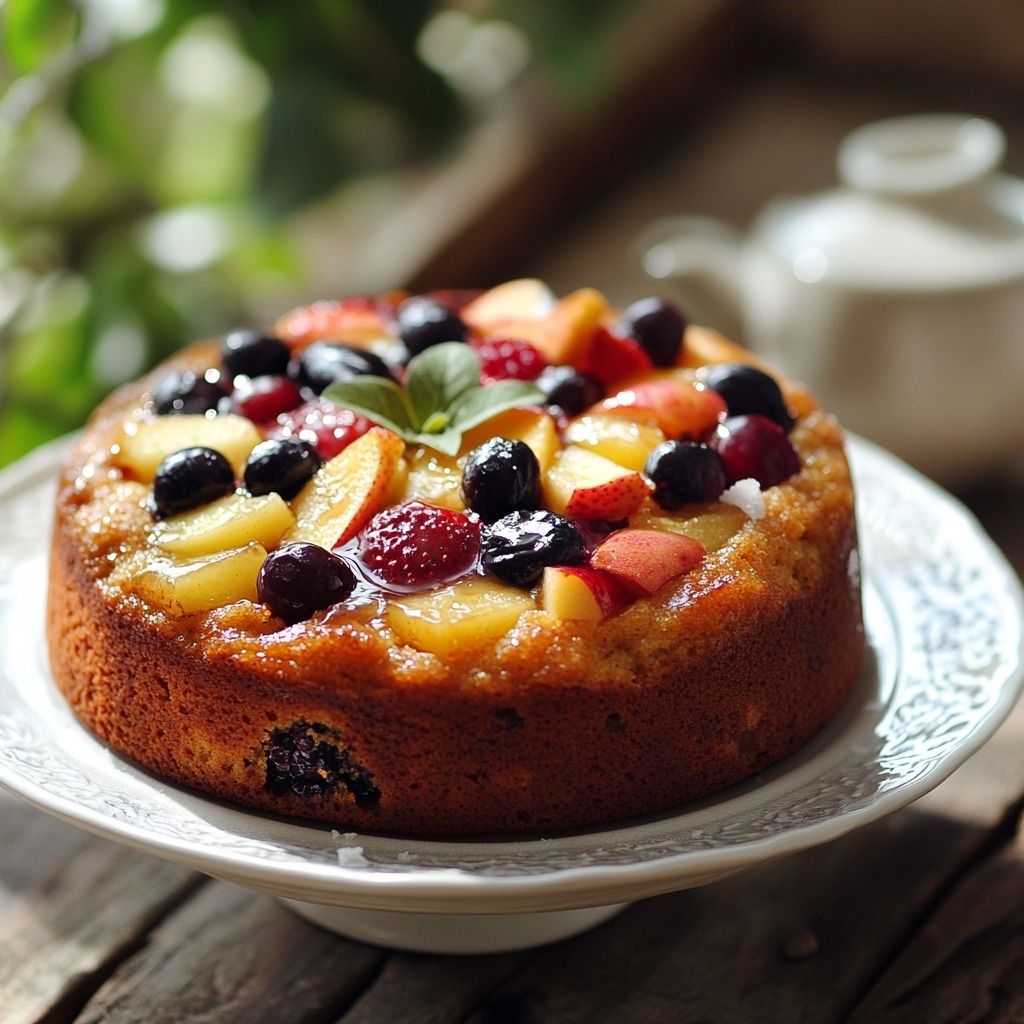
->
[543,445,650,520]
[131,542,267,615]
[540,564,634,620]
[285,426,405,549]
[590,528,705,595]
[113,414,262,482]
[151,491,295,558]
[461,278,555,331]
[595,379,726,438]
[387,576,535,657]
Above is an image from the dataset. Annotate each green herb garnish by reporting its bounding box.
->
[323,343,543,456]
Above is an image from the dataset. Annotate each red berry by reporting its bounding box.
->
[710,414,801,488]
[357,501,481,590]
[470,337,547,385]
[230,374,303,424]
[269,397,372,459]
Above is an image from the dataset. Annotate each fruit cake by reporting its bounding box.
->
[47,280,863,836]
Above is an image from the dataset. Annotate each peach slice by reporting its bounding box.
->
[274,298,394,350]
[540,565,633,621]
[590,528,705,595]
[543,445,650,521]
[595,379,726,439]
[285,426,405,549]
[461,278,555,331]
[632,503,749,552]
[459,407,560,472]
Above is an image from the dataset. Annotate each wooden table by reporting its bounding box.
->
[5,27,1024,1024]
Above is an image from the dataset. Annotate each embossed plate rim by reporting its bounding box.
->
[0,436,1021,915]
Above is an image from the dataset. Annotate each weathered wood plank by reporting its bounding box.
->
[338,951,532,1024]
[848,830,1024,1023]
[0,791,202,1024]
[72,881,385,1024]
[459,808,991,1024]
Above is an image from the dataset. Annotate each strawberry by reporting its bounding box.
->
[576,326,654,387]
[470,336,548,385]
[357,501,481,591]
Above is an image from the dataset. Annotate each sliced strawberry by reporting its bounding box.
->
[357,501,481,591]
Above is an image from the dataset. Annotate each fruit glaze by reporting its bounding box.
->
[48,279,863,835]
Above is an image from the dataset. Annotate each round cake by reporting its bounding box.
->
[47,280,863,836]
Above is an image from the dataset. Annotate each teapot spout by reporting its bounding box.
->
[636,215,746,341]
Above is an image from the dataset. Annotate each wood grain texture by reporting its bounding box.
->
[0,792,201,1024]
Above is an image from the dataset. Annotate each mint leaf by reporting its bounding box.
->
[448,380,544,434]
[410,427,463,456]
[405,343,480,429]
[322,377,413,436]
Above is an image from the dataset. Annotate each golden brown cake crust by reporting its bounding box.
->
[47,323,864,836]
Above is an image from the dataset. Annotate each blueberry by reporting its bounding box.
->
[288,341,393,395]
[396,295,467,356]
[151,370,229,415]
[645,440,728,509]
[462,438,542,522]
[220,330,291,380]
[151,446,235,519]
[702,363,794,432]
[257,542,357,624]
[619,297,686,367]
[263,720,379,805]
[534,365,605,416]
[481,510,586,587]
[244,438,321,499]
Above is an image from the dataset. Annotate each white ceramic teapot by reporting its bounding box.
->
[638,114,1024,485]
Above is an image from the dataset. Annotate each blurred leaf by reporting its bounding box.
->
[2,0,79,74]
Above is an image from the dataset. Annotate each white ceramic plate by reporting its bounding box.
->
[1,436,1022,952]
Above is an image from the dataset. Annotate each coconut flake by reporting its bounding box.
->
[336,845,369,867]
[721,478,765,520]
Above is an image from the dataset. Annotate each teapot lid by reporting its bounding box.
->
[758,115,1024,289]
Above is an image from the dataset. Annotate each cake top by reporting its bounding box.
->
[62,279,845,670]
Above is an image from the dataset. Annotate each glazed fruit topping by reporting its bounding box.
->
[702,363,794,432]
[152,370,229,415]
[270,397,373,460]
[618,297,686,367]
[396,295,468,356]
[645,440,728,509]
[462,437,542,522]
[256,542,357,624]
[228,374,303,424]
[357,500,482,590]
[711,414,801,488]
[243,438,322,500]
[534,364,605,417]
[481,510,586,587]
[288,340,393,395]
[150,446,235,519]
[220,329,291,381]
[470,337,547,385]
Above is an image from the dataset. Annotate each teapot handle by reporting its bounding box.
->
[635,216,746,340]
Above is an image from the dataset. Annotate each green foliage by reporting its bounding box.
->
[0,0,626,469]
